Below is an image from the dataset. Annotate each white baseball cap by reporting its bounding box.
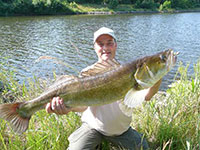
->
[93,27,116,43]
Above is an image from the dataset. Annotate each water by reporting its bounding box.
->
[0,13,200,90]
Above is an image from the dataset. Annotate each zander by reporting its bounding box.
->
[0,49,178,133]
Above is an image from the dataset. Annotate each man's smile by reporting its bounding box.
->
[102,51,111,55]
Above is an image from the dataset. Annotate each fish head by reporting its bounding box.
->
[134,49,178,88]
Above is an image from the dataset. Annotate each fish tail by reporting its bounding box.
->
[0,102,31,133]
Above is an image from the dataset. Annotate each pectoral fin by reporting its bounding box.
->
[119,102,134,117]
[124,88,150,108]
[134,63,155,88]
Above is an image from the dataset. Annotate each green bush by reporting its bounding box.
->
[171,0,193,9]
[0,0,34,15]
[108,0,119,9]
[12,0,34,15]
[159,0,171,11]
[0,0,74,16]
[136,0,159,9]
[69,1,78,8]
[67,0,83,3]
[0,0,14,3]
[163,0,171,8]
[0,1,12,15]
[119,0,132,4]
[67,0,103,4]
[32,0,73,15]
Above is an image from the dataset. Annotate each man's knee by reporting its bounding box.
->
[68,123,102,150]
[105,127,149,150]
[129,128,149,150]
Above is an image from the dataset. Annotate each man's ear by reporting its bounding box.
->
[115,42,117,48]
[94,42,97,49]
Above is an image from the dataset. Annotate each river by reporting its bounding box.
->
[0,12,200,90]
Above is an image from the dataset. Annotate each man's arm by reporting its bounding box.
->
[45,97,87,115]
[145,79,162,101]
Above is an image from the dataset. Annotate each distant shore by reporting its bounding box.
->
[0,2,200,17]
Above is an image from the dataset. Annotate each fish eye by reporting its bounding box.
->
[160,54,167,62]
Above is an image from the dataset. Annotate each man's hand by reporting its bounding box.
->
[46,97,72,115]
[46,97,88,115]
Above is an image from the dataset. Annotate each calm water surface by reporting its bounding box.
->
[0,13,200,90]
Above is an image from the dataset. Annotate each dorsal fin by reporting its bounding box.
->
[47,75,77,90]
[55,75,76,82]
[80,59,120,77]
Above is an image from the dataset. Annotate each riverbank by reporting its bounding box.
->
[80,8,200,15]
[70,3,200,15]
[0,3,200,17]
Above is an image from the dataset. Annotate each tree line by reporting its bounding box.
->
[0,0,200,16]
[0,0,74,16]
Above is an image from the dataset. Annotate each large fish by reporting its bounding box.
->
[0,49,178,133]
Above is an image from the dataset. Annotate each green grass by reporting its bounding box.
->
[69,3,156,13]
[69,3,110,13]
[0,60,200,149]
[131,62,200,150]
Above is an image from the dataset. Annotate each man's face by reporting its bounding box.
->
[94,34,117,62]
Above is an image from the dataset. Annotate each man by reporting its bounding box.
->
[46,27,161,150]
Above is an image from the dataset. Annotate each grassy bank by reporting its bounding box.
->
[68,3,200,14]
[131,62,200,149]
[0,61,82,149]
[0,60,200,150]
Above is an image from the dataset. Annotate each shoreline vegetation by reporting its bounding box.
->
[0,55,200,149]
[0,0,200,16]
